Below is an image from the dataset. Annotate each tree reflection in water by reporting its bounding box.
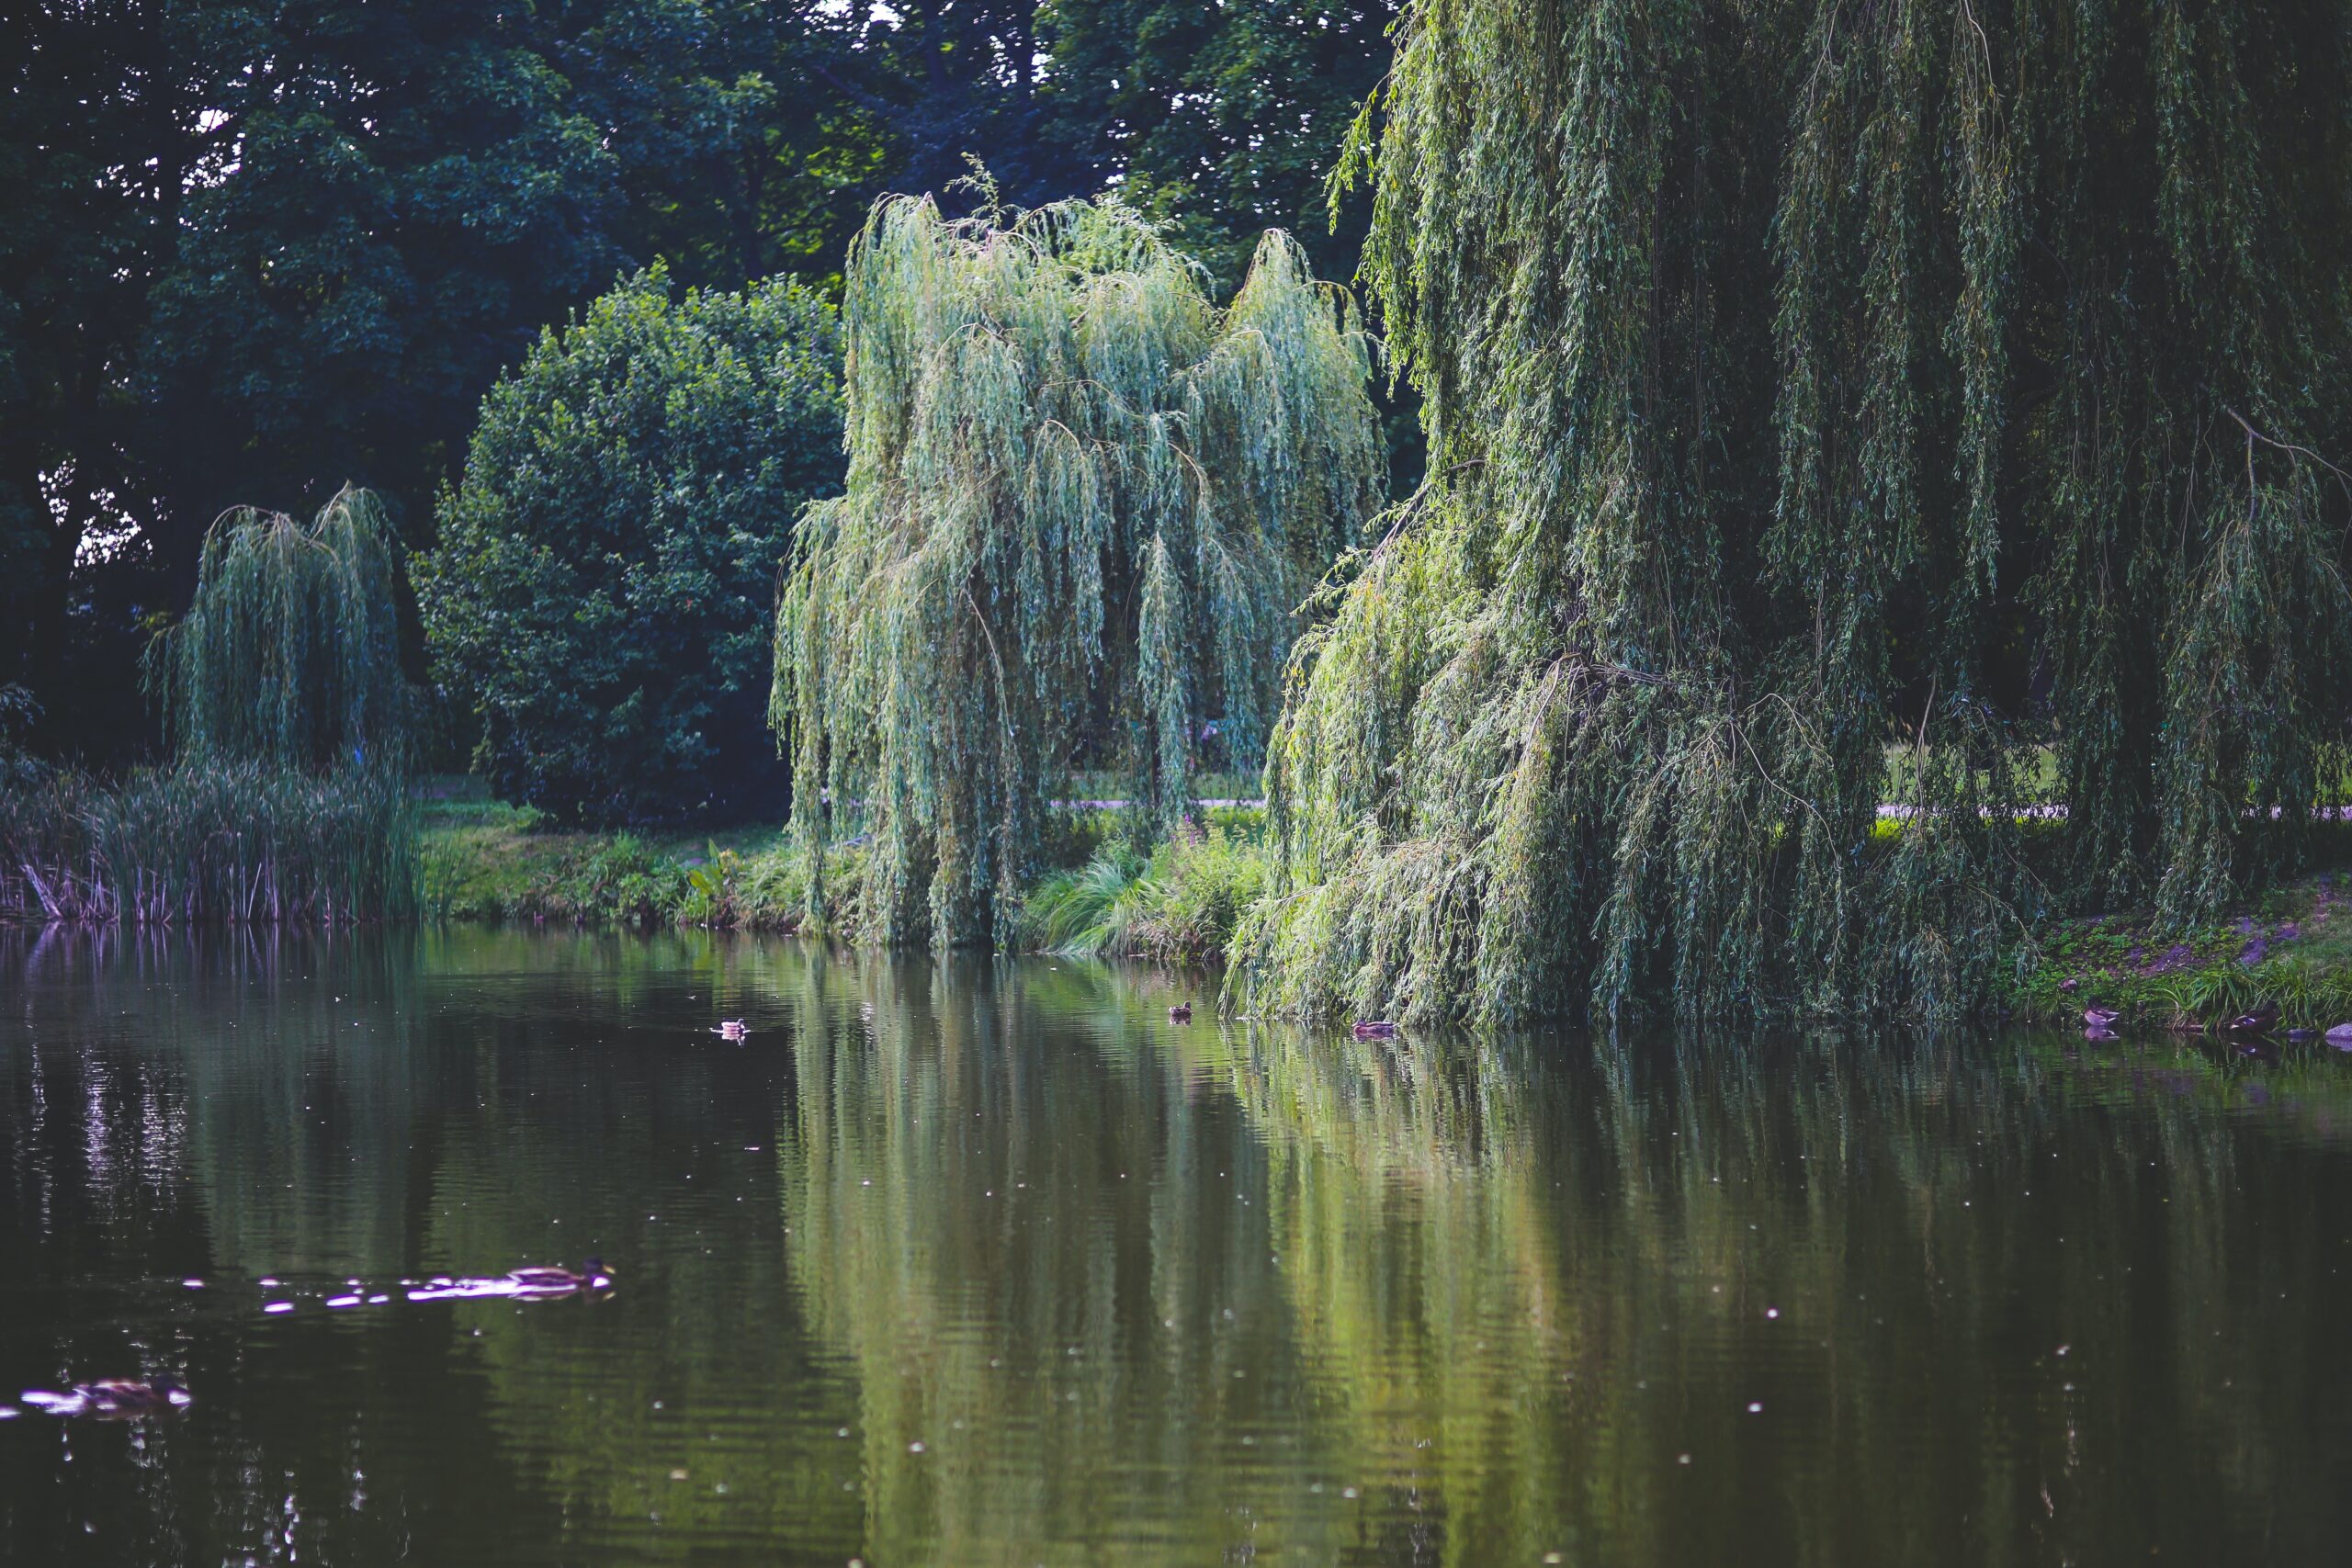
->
[3,929,2347,1565]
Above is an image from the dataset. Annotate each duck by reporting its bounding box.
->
[1168,1003,1193,1022]
[1352,1020,1399,1040]
[2081,1006,2122,1030]
[505,1258,614,1295]
[2225,1002,2279,1033]
[710,1020,750,1040]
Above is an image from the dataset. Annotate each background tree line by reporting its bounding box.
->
[1,0,1399,763]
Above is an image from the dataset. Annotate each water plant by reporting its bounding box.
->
[773,185,1382,948]
[4,489,424,926]
[1,762,418,923]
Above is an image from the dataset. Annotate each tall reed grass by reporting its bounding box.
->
[0,762,419,924]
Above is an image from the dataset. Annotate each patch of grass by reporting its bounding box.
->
[1018,821,1271,964]
[2010,870,2352,1031]
[416,781,865,931]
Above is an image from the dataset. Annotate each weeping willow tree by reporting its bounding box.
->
[1233,0,2352,1026]
[773,189,1382,947]
[151,485,414,772]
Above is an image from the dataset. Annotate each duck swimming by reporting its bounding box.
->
[711,1020,750,1040]
[1168,1003,1193,1022]
[2081,1006,2122,1030]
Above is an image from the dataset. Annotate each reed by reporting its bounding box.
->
[0,762,419,925]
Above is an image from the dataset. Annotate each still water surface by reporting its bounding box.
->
[3,927,2349,1565]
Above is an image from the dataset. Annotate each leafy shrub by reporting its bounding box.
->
[420,266,842,825]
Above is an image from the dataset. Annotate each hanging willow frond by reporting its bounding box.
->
[150,485,414,773]
[773,190,1382,947]
[1236,0,2352,1026]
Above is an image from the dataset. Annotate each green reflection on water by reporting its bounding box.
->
[2,928,2348,1566]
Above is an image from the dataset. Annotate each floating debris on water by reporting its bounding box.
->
[17,1382,191,1418]
[406,1260,614,1302]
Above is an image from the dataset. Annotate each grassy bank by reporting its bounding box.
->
[2007,870,2352,1033]
[416,777,1272,960]
[16,767,2319,1035]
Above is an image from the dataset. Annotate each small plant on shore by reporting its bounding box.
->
[1023,843,1155,957]
[1019,824,1269,964]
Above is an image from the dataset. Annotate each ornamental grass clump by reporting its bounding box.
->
[1232,0,2352,1027]
[774,187,1381,947]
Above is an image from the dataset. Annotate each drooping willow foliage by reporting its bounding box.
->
[151,486,414,773]
[1234,0,2352,1025]
[774,191,1382,947]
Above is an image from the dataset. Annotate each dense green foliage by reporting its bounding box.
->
[1,485,424,927]
[152,487,414,773]
[419,270,842,824]
[1042,0,1398,290]
[3,1,1397,765]
[774,191,1380,946]
[1234,0,2352,1026]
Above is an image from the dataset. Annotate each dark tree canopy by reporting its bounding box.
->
[1040,0,1399,290]
[3,0,1402,764]
[1234,0,2352,1027]
[420,268,842,825]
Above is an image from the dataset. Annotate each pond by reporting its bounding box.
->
[2,927,2348,1565]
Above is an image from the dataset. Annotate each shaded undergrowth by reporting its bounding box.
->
[2011,869,2352,1032]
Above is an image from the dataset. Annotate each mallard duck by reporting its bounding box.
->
[2081,1006,2121,1030]
[1353,1020,1398,1039]
[506,1258,614,1295]
[1168,1003,1193,1022]
[2226,1003,2278,1033]
[710,1020,750,1040]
